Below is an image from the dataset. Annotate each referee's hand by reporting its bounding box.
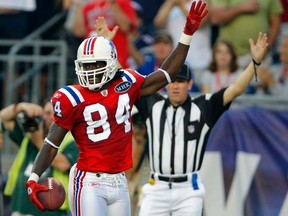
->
[249,32,269,64]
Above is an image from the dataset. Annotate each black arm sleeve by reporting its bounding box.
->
[134,93,164,121]
[194,88,231,127]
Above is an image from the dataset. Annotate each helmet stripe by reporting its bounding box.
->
[83,38,89,55]
[86,38,93,55]
[90,37,97,55]
[82,37,100,55]
[86,37,97,55]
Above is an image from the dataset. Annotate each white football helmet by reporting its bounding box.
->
[75,36,118,90]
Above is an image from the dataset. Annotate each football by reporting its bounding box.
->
[38,177,66,211]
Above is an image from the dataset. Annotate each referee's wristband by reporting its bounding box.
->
[179,33,192,46]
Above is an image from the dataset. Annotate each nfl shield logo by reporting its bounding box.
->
[188,124,195,134]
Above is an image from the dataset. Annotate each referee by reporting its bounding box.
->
[135,29,269,215]
[135,63,231,216]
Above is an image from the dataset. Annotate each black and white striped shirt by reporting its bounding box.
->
[136,88,230,175]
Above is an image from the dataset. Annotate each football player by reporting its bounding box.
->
[25,1,208,215]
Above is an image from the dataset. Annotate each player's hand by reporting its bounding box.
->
[95,16,119,40]
[184,0,208,35]
[26,180,49,211]
[249,32,269,64]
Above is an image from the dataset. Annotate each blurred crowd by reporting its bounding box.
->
[61,0,288,96]
[0,0,287,100]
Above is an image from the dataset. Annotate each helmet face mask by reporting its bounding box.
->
[77,61,106,87]
[75,37,118,90]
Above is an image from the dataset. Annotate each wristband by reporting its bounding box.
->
[179,33,192,46]
[252,58,261,66]
[252,58,261,82]
[44,137,59,149]
[158,68,171,83]
[28,173,39,182]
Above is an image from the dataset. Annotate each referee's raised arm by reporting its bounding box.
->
[223,32,269,105]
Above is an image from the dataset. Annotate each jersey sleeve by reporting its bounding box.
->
[196,88,231,127]
[124,69,145,100]
[135,93,163,121]
[51,86,84,130]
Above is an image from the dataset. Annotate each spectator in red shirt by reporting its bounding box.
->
[83,0,137,68]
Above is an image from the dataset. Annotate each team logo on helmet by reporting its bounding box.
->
[110,50,117,59]
[115,81,132,93]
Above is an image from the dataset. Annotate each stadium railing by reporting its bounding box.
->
[0,10,67,107]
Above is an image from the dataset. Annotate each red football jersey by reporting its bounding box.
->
[51,69,145,173]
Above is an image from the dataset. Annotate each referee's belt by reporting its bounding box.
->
[151,173,188,183]
[149,173,199,190]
